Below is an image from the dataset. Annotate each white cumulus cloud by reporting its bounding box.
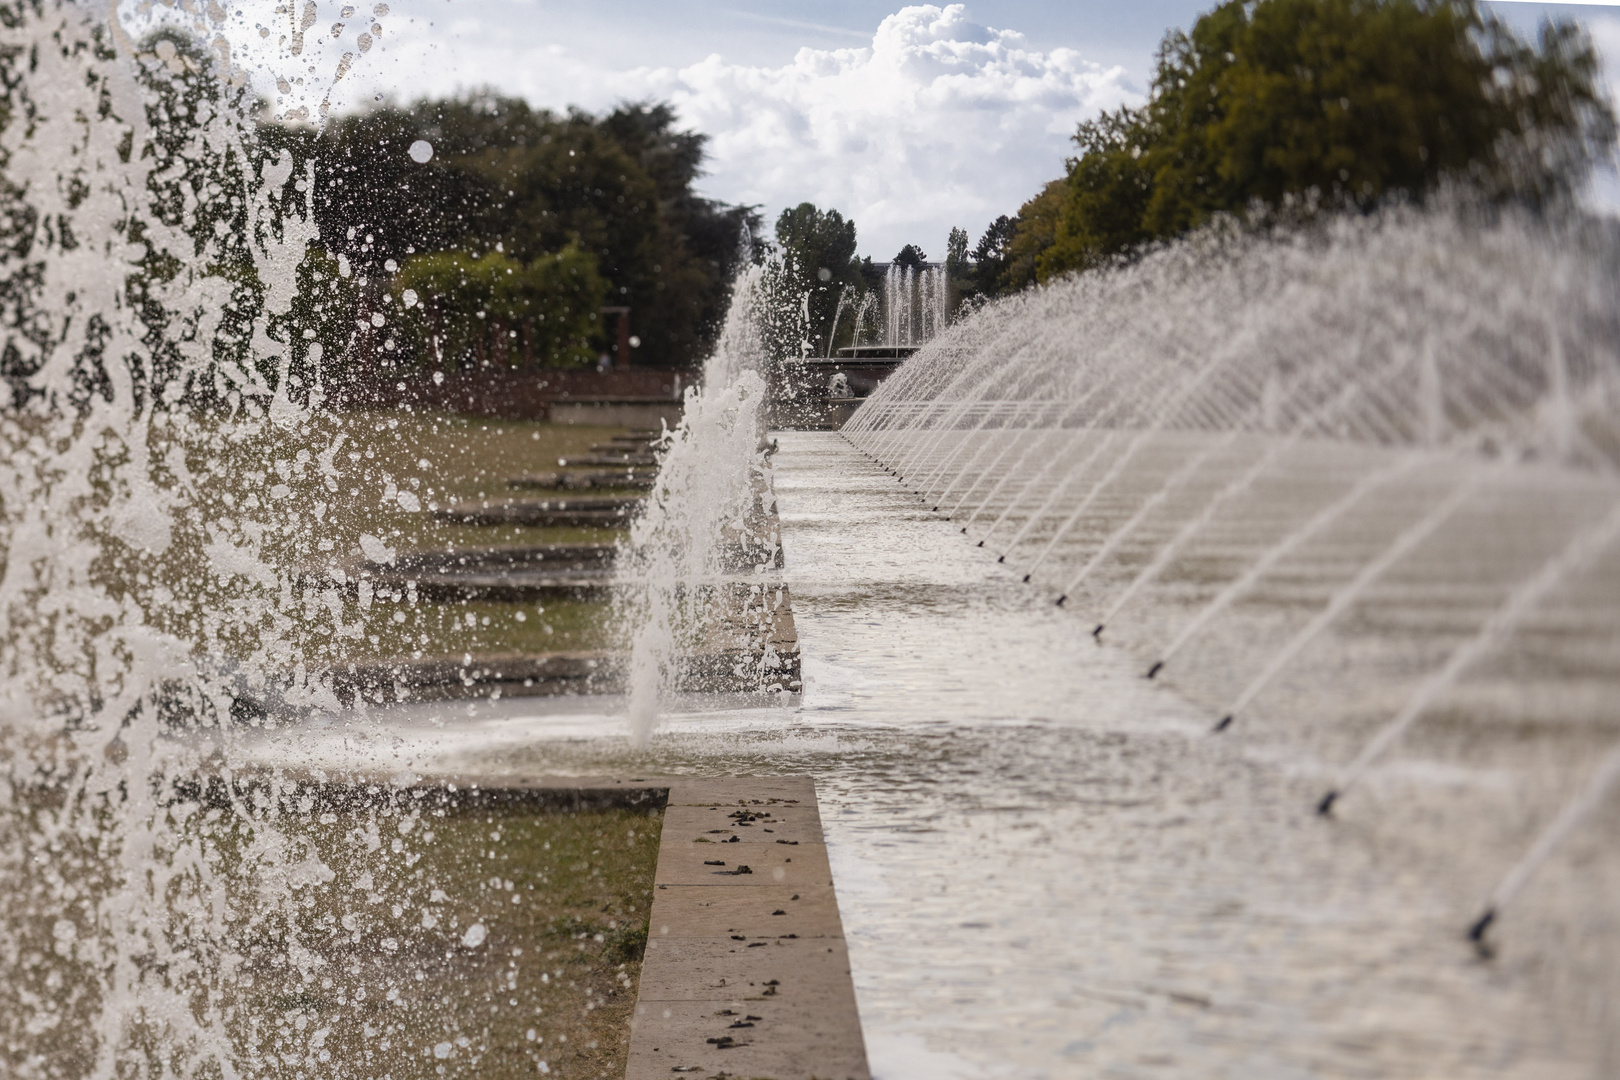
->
[640,5,1139,255]
[332,4,1139,257]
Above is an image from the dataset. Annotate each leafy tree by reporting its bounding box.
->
[945,227,970,277]
[947,215,1017,301]
[1035,0,1616,278]
[1003,181,1067,291]
[893,244,928,270]
[304,95,757,370]
[1038,109,1156,279]
[774,202,861,355]
[391,244,605,370]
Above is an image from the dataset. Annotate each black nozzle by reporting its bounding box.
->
[1467,908,1497,950]
[1212,714,1234,733]
[1092,624,1104,638]
[976,541,984,547]
[1316,790,1339,816]
[1021,573,1031,583]
[1056,595,1067,607]
[1145,661,1163,679]
[997,555,1005,563]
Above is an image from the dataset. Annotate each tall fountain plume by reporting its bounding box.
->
[0,3,449,1075]
[872,262,950,348]
[617,251,802,743]
[842,204,1620,937]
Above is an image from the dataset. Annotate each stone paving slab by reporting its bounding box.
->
[637,937,859,1000]
[628,997,869,1080]
[661,801,825,844]
[629,777,869,1080]
[664,776,820,807]
[656,840,832,889]
[648,884,846,939]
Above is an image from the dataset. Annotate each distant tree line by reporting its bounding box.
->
[945,0,1616,299]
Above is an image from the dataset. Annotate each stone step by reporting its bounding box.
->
[508,470,656,492]
[347,544,618,602]
[432,496,642,527]
[330,636,800,706]
[330,652,620,706]
[561,452,659,467]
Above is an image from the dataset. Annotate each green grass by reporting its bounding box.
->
[222,798,663,1080]
[356,597,618,663]
[113,410,642,671]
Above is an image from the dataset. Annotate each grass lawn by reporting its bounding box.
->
[127,410,646,671]
[325,413,637,663]
[222,796,663,1080]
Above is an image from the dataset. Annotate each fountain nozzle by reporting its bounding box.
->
[1022,573,1031,583]
[1056,595,1067,607]
[1467,908,1497,956]
[1213,714,1234,732]
[1145,661,1163,679]
[1316,790,1340,816]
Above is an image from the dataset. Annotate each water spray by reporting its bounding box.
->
[1318,496,1620,812]
[1466,740,1620,954]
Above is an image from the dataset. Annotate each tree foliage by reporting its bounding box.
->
[390,245,605,371]
[294,95,757,369]
[1026,0,1616,280]
[773,202,863,355]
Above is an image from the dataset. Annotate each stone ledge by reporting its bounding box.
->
[630,777,870,1080]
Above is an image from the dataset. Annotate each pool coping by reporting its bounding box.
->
[391,773,870,1080]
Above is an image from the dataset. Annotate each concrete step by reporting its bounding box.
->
[432,496,643,527]
[561,452,660,467]
[330,636,800,706]
[347,544,618,602]
[331,652,620,705]
[508,470,656,492]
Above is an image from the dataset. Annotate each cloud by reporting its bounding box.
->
[640,6,1139,256]
[324,3,1138,257]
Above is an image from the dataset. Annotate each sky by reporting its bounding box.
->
[166,0,1620,259]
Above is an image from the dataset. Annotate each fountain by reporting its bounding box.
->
[841,204,1620,949]
[7,1,1620,1074]
[774,261,953,428]
[616,258,799,743]
[0,4,568,1075]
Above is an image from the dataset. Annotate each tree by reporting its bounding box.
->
[893,244,928,270]
[774,202,861,355]
[304,94,757,370]
[1036,0,1616,278]
[945,227,970,276]
[1002,181,1066,292]
[391,245,606,371]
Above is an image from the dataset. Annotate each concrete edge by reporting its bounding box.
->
[628,776,871,1080]
[202,771,868,1079]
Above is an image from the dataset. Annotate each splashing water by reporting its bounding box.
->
[0,4,521,1076]
[843,203,1620,929]
[617,257,802,743]
[875,263,950,347]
